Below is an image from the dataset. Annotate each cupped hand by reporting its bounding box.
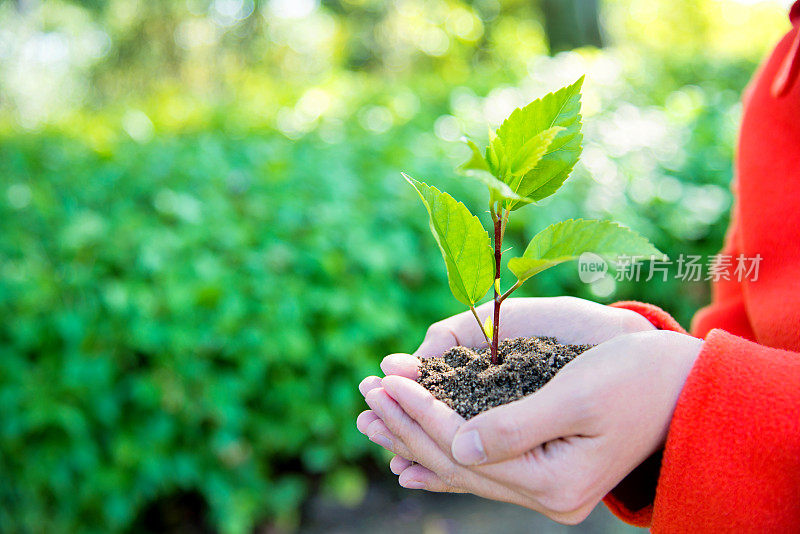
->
[356,300,703,523]
[357,297,664,524]
[357,296,654,450]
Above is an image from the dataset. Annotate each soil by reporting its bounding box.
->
[417,336,594,419]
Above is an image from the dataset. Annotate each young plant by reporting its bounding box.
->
[403,76,664,364]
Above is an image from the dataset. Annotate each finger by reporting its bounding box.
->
[398,463,467,493]
[380,374,543,495]
[365,387,536,507]
[356,410,379,434]
[380,375,465,449]
[359,376,383,397]
[380,353,421,379]
[412,307,489,359]
[380,374,529,487]
[364,387,456,473]
[389,455,412,475]
[358,410,417,461]
[364,417,415,460]
[412,324,458,359]
[364,417,396,451]
[450,376,587,466]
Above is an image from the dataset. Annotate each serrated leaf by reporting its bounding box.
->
[402,173,494,306]
[495,76,585,209]
[463,170,534,207]
[507,219,665,282]
[459,139,490,173]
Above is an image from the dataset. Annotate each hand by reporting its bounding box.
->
[358,296,653,445]
[358,323,702,523]
[355,297,661,520]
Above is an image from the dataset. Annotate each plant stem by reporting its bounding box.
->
[470,305,490,344]
[490,204,504,364]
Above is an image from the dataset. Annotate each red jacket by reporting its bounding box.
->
[603,4,800,532]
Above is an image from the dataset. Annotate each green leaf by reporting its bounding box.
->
[495,76,585,209]
[462,169,534,207]
[402,173,494,306]
[507,219,665,282]
[459,139,490,173]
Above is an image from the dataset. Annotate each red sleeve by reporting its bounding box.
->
[650,329,800,532]
[601,303,800,531]
[609,301,687,335]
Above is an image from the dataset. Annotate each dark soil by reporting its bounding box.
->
[417,337,594,419]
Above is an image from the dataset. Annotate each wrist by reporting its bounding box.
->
[664,331,704,383]
[650,330,704,448]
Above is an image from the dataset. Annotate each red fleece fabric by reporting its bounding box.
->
[600,6,800,532]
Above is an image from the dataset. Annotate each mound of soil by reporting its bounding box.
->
[417,337,593,419]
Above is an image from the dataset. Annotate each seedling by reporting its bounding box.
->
[403,76,664,364]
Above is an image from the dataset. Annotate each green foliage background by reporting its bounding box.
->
[0,0,790,531]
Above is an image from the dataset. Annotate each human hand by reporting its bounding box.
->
[356,297,659,519]
[358,296,654,451]
[358,326,702,523]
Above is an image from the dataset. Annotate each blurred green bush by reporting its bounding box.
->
[0,0,789,532]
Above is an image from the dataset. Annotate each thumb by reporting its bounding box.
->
[450,378,585,465]
[412,323,459,359]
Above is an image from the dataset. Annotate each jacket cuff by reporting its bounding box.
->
[610,300,687,334]
[601,301,687,527]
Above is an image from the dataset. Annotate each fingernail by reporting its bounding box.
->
[369,433,393,450]
[451,430,486,465]
[403,480,425,489]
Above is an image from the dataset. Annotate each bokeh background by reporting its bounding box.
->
[0,0,792,532]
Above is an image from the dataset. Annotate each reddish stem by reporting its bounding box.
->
[491,208,503,364]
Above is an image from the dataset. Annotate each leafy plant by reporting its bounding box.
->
[404,76,665,363]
